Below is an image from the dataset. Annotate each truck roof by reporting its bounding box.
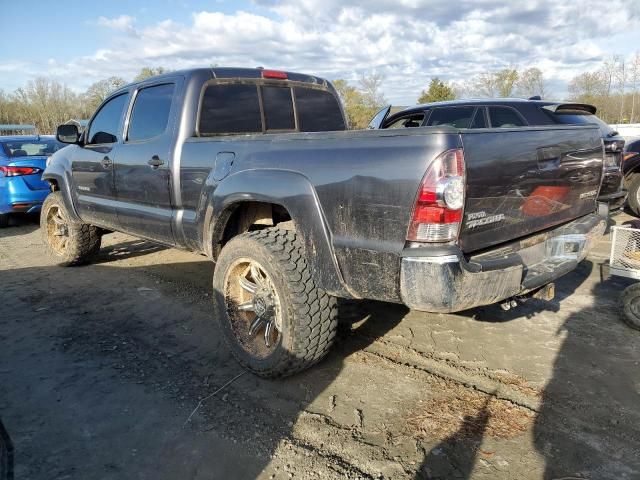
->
[113,67,331,96]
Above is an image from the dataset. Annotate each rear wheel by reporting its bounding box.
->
[621,283,640,331]
[40,191,101,266]
[0,214,8,228]
[213,227,338,377]
[626,174,640,216]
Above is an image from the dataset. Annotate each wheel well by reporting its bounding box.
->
[47,179,59,191]
[214,202,294,257]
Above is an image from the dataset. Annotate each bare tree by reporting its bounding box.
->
[616,59,627,123]
[602,55,620,98]
[630,51,640,123]
[470,72,497,97]
[358,71,387,109]
[516,67,546,98]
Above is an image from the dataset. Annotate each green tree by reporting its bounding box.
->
[134,67,168,82]
[494,68,519,97]
[333,73,387,129]
[84,76,126,112]
[417,78,456,103]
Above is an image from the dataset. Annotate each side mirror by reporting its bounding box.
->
[56,124,80,144]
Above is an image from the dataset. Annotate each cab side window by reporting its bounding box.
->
[87,94,128,145]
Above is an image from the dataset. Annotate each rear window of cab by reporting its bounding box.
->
[198,82,345,135]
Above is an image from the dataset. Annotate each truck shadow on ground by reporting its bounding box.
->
[532,275,640,479]
[0,257,408,478]
[2,245,639,479]
[417,260,640,479]
[0,213,40,237]
[94,239,168,264]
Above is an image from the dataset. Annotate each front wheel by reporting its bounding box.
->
[213,227,338,378]
[0,214,8,228]
[40,191,101,266]
[621,283,640,331]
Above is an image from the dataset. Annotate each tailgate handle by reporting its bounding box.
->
[537,147,561,170]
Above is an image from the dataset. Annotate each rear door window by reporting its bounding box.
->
[488,106,526,127]
[199,84,262,135]
[262,86,295,131]
[128,83,175,142]
[427,107,475,128]
[294,88,345,132]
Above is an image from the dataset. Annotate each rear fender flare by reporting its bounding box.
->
[204,169,353,298]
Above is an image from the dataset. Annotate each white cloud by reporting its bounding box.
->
[96,15,138,36]
[8,2,640,103]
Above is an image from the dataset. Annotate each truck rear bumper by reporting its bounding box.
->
[399,213,606,313]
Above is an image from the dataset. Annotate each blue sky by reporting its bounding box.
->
[1,0,640,104]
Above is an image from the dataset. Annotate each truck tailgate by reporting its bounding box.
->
[458,126,603,253]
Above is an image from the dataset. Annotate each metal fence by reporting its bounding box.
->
[610,226,640,281]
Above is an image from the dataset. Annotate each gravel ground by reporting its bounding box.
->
[1,213,639,480]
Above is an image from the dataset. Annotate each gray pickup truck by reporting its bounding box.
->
[44,67,606,377]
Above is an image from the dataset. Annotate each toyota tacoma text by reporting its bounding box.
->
[42,67,606,377]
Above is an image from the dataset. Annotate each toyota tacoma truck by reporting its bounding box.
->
[43,67,606,377]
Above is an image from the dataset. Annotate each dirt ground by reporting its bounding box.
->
[1,213,639,480]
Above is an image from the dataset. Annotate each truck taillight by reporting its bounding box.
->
[407,149,465,243]
[0,166,41,177]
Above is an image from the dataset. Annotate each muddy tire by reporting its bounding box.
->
[213,227,338,378]
[0,214,8,228]
[40,192,101,266]
[626,174,640,217]
[621,283,640,331]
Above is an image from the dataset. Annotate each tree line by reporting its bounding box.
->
[1,54,639,133]
[0,67,167,135]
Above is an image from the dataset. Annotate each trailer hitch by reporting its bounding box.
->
[499,283,555,311]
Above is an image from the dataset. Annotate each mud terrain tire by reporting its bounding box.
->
[213,227,338,378]
[40,191,101,266]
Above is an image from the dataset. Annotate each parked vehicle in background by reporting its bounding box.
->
[370,98,627,212]
[0,134,65,227]
[43,67,606,377]
[622,138,640,215]
[0,124,37,136]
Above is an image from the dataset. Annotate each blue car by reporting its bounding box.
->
[0,135,65,227]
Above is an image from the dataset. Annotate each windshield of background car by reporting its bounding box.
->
[2,139,65,157]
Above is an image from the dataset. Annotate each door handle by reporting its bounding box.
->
[148,155,164,168]
[101,156,112,169]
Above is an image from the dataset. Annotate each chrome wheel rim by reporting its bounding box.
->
[46,205,69,255]
[224,258,282,358]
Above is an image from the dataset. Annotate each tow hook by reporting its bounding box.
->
[499,283,556,311]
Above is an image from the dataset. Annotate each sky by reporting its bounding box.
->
[1,0,640,104]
